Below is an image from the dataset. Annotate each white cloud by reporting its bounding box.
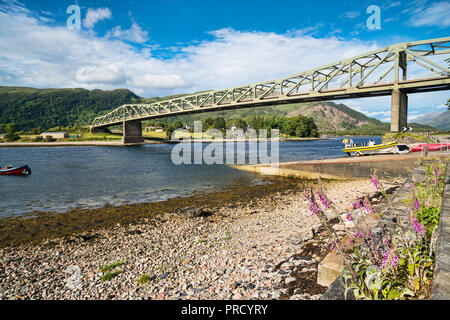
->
[0,0,28,14]
[344,11,360,19]
[83,7,112,29]
[107,22,149,43]
[129,74,189,89]
[409,1,450,27]
[75,65,126,84]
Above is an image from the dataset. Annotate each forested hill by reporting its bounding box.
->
[0,87,142,131]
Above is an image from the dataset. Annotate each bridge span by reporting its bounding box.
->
[90,37,450,144]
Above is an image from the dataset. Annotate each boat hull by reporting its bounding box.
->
[342,141,398,154]
[0,165,31,175]
[410,143,450,153]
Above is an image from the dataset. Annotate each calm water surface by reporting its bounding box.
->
[0,136,381,217]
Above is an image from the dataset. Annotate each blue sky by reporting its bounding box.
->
[0,0,449,122]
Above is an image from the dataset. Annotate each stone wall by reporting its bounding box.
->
[431,162,450,299]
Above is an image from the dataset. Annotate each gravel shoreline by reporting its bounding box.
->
[0,178,403,300]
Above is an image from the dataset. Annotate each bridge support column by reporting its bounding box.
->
[391,88,408,132]
[123,120,144,144]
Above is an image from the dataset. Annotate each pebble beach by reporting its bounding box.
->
[0,178,403,300]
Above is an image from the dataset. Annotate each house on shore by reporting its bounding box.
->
[40,132,68,139]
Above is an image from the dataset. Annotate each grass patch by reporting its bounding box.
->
[101,260,125,273]
[143,131,167,139]
[101,270,122,281]
[137,274,153,284]
[221,231,232,241]
[382,132,435,144]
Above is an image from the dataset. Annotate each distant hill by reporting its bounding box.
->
[150,100,384,132]
[0,87,141,131]
[413,110,450,131]
[285,102,383,131]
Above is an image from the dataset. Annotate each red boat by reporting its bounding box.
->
[0,165,32,175]
[410,143,450,153]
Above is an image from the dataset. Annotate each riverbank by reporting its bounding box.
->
[0,141,163,147]
[233,153,450,180]
[0,176,404,300]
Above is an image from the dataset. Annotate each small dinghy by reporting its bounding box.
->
[0,165,32,175]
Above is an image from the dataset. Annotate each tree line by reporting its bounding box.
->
[146,115,320,138]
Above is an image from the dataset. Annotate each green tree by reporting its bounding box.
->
[247,116,264,132]
[30,127,41,135]
[212,117,226,130]
[6,123,19,134]
[233,119,247,130]
[202,117,215,130]
[166,121,185,139]
[0,123,5,134]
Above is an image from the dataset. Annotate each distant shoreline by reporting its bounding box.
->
[0,137,329,147]
[0,141,156,148]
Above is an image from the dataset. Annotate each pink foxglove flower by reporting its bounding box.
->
[362,200,375,213]
[318,189,332,209]
[305,190,323,216]
[413,217,424,236]
[382,249,398,269]
[371,173,381,190]
[434,164,439,178]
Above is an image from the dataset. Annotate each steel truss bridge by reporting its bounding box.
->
[91,37,450,143]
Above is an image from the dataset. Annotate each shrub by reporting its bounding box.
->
[4,132,20,142]
[44,135,56,142]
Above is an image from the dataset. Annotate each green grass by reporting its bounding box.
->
[383,132,435,144]
[137,274,153,284]
[221,231,232,241]
[101,270,122,281]
[101,260,125,273]
[142,131,167,139]
[100,260,125,281]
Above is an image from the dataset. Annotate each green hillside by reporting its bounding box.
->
[0,87,141,131]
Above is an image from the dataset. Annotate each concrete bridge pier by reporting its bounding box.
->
[391,88,408,132]
[123,120,144,144]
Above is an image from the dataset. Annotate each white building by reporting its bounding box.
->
[41,132,68,139]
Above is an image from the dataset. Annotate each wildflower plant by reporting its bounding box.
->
[305,162,445,300]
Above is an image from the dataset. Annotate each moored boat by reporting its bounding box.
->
[342,140,398,156]
[0,165,32,175]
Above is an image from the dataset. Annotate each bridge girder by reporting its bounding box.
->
[91,37,450,129]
